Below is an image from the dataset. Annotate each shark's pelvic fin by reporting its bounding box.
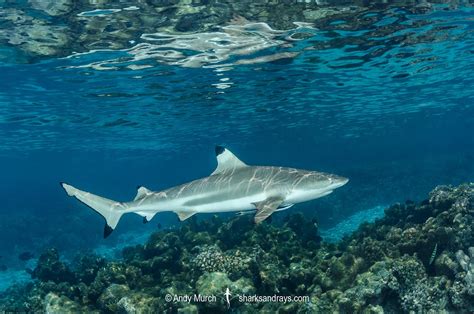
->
[275,203,294,211]
[136,211,156,223]
[236,203,293,216]
[176,211,197,221]
[134,186,152,201]
[60,182,125,238]
[253,196,285,224]
[212,146,247,175]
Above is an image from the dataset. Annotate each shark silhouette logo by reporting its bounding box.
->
[224,287,231,308]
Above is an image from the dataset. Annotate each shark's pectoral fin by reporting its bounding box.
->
[134,186,152,201]
[253,196,285,224]
[176,211,197,221]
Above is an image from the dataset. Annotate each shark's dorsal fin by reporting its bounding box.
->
[134,186,152,201]
[211,146,247,175]
[176,211,197,221]
[253,196,285,224]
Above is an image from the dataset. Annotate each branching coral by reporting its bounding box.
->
[191,245,255,280]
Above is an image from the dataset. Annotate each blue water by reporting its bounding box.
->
[0,2,473,292]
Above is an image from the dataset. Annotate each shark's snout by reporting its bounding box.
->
[330,176,349,189]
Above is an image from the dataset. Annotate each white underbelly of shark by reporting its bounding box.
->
[183,194,265,213]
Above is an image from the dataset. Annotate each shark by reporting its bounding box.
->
[61,146,348,238]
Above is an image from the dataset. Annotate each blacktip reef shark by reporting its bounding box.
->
[61,146,348,238]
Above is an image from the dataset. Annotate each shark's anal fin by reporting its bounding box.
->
[211,146,248,175]
[134,186,152,201]
[253,196,285,224]
[176,211,197,221]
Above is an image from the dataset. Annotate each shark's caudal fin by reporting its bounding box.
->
[60,183,125,238]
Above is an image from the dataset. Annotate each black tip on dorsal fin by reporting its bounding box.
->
[103,224,113,238]
[215,145,225,156]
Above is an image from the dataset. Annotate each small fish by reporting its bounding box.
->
[157,223,162,229]
[18,251,34,261]
[429,243,438,265]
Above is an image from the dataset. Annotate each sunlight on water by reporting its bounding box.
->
[0,6,472,153]
[67,22,309,69]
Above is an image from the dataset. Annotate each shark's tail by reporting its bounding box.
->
[60,182,125,238]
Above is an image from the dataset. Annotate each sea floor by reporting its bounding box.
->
[320,205,387,242]
[0,269,31,293]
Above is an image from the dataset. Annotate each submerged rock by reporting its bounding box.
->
[98,284,130,312]
[450,247,474,311]
[116,292,159,314]
[43,292,91,313]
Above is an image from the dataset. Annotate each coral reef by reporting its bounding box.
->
[450,247,474,309]
[456,247,474,295]
[31,249,76,284]
[0,183,472,312]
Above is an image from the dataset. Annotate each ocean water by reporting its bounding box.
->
[0,1,473,312]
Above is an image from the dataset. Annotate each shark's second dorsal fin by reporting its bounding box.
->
[134,186,152,201]
[211,146,247,175]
